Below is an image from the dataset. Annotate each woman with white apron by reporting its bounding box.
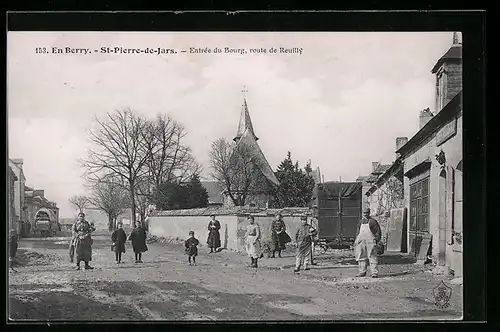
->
[245,215,263,268]
[354,208,382,278]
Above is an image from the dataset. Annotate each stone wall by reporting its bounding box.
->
[147,206,312,253]
[148,215,239,251]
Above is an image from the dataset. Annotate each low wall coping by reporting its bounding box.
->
[149,207,312,218]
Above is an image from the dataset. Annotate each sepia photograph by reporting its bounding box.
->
[7,29,465,321]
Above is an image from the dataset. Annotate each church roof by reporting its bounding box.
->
[235,128,279,186]
[234,98,258,142]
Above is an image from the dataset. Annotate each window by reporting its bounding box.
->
[409,178,430,233]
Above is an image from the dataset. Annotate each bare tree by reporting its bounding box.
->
[141,114,201,188]
[69,195,90,214]
[376,177,404,214]
[80,109,149,225]
[89,180,130,231]
[137,113,201,213]
[209,138,265,206]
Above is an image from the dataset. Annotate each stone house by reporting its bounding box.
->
[24,187,60,234]
[8,166,18,233]
[9,159,27,236]
[397,33,462,276]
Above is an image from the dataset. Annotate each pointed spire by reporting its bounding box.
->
[233,91,258,142]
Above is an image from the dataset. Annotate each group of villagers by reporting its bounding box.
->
[243,207,382,277]
[68,207,382,278]
[69,212,149,269]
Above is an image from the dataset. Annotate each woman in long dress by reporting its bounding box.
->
[73,212,96,270]
[294,215,317,273]
[270,213,291,258]
[130,221,148,263]
[245,215,262,268]
[207,215,221,253]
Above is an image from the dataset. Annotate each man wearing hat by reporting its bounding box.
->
[354,207,382,278]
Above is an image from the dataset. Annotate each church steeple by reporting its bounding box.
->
[233,90,259,142]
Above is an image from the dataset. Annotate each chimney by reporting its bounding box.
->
[419,108,434,129]
[452,32,461,45]
[372,162,380,173]
[396,137,408,158]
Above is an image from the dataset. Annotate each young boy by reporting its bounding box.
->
[184,231,199,266]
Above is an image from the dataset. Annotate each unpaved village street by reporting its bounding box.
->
[8,231,463,321]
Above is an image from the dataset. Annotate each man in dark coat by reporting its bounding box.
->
[207,215,221,253]
[354,208,382,278]
[73,212,96,270]
[111,221,127,264]
[130,221,148,263]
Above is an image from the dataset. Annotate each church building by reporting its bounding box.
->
[222,97,280,208]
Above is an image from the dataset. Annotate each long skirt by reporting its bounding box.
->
[246,235,261,258]
[207,230,221,249]
[296,242,312,260]
[75,237,93,262]
[271,231,291,251]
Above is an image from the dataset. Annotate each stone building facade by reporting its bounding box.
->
[8,167,18,233]
[397,34,462,276]
[9,159,27,236]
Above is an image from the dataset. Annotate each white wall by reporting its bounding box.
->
[148,215,239,251]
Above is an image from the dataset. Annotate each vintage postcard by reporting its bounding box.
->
[8,29,464,321]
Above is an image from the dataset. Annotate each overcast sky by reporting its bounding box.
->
[8,31,456,217]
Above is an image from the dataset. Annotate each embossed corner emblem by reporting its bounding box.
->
[433,280,452,309]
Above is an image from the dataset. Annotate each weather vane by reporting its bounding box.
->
[241,86,248,98]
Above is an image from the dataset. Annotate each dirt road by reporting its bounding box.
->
[8,232,463,321]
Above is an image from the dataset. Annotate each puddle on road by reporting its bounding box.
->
[12,286,73,294]
[12,294,42,303]
[27,274,70,285]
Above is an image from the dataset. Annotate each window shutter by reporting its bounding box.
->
[446,166,455,244]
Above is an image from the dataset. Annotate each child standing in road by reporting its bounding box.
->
[185,231,199,266]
